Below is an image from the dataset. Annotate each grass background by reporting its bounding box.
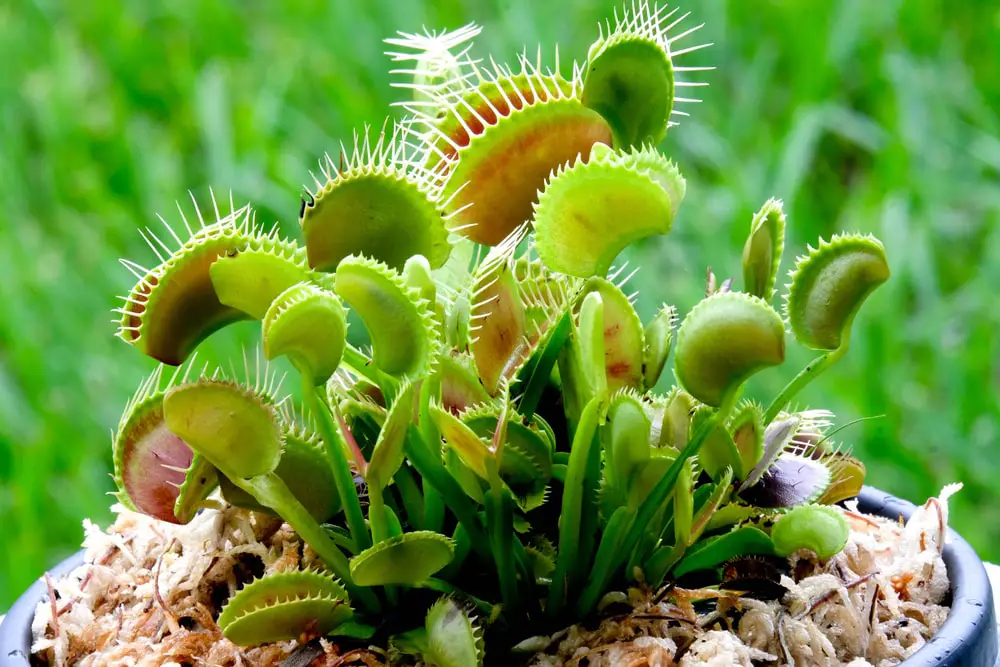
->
[1,0,998,608]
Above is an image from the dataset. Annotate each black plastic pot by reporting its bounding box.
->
[2,487,996,666]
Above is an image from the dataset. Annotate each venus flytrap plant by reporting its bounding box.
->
[102,1,897,660]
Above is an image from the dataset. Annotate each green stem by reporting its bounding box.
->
[547,395,603,617]
[306,382,371,553]
[368,483,389,544]
[596,393,739,599]
[423,486,445,533]
[404,427,491,561]
[439,523,471,581]
[518,311,572,419]
[241,472,380,612]
[343,345,398,399]
[486,484,519,614]
[764,345,847,424]
[644,541,686,586]
[321,523,359,554]
[393,465,425,529]
[418,377,446,533]
[576,505,634,616]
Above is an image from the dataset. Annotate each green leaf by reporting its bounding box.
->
[367,382,417,490]
[785,234,889,351]
[818,454,866,505]
[534,144,684,278]
[219,426,341,522]
[672,458,694,547]
[582,7,676,147]
[693,407,742,481]
[116,210,258,365]
[578,290,607,398]
[607,392,652,489]
[300,124,451,271]
[173,454,219,524]
[432,405,493,480]
[262,282,347,386]
[334,255,437,378]
[643,304,676,390]
[218,570,352,646]
[673,527,775,578]
[349,531,454,586]
[548,394,604,615]
[674,292,786,407]
[741,198,786,300]
[425,598,484,667]
[163,378,282,480]
[657,387,696,450]
[209,239,316,320]
[689,467,733,544]
[729,402,765,483]
[771,504,849,559]
[582,277,645,392]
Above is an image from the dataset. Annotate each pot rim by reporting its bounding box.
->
[1,486,996,666]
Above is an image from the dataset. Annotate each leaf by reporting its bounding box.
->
[349,531,454,586]
[674,292,786,407]
[263,282,347,386]
[770,505,849,559]
[742,198,786,300]
[738,452,832,508]
[425,598,484,667]
[113,367,199,524]
[673,527,775,578]
[219,426,341,522]
[469,227,529,395]
[334,255,437,378]
[218,570,352,646]
[583,38,673,148]
[209,239,317,320]
[432,405,493,480]
[367,382,417,490]
[116,207,259,365]
[412,65,612,246]
[729,402,765,483]
[785,234,889,351]
[582,277,645,393]
[607,391,652,489]
[672,459,694,547]
[300,123,451,271]
[818,454,866,504]
[643,304,676,390]
[533,144,685,278]
[578,290,608,398]
[173,454,219,524]
[657,387,696,450]
[163,378,282,480]
[693,407,743,481]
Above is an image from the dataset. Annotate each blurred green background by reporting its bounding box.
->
[1,0,998,608]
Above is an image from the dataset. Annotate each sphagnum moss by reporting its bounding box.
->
[102,2,894,664]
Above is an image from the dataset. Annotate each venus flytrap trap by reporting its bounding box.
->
[99,1,898,663]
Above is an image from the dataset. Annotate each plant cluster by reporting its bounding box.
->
[109,3,890,664]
